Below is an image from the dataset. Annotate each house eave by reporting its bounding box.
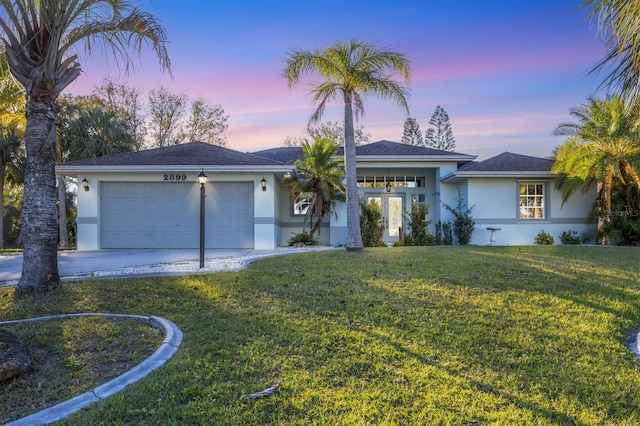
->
[56,164,296,175]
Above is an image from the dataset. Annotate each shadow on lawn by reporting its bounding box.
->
[247,247,640,423]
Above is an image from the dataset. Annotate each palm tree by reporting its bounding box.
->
[0,0,170,294]
[581,0,640,103]
[284,39,410,251]
[284,138,345,238]
[552,95,640,215]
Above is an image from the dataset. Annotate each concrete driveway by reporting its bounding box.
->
[0,247,337,285]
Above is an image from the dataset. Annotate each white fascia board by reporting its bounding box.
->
[56,164,296,174]
[441,171,556,183]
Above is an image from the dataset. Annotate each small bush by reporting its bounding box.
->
[534,230,555,245]
[403,203,434,246]
[560,229,581,245]
[360,198,385,247]
[435,220,453,245]
[442,190,475,245]
[288,231,318,246]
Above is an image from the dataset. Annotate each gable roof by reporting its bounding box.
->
[441,152,555,183]
[350,140,468,157]
[457,152,553,172]
[253,140,476,163]
[252,146,303,164]
[57,141,293,174]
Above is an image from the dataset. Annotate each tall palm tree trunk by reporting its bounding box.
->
[344,94,363,250]
[16,100,61,294]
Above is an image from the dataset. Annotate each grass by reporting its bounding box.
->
[1,246,640,425]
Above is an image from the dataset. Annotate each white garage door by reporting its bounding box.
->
[101,182,254,249]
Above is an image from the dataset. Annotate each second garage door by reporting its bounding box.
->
[101,181,254,249]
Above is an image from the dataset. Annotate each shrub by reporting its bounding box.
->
[403,203,434,246]
[287,231,318,246]
[435,220,453,245]
[560,229,581,245]
[534,230,555,245]
[442,190,475,245]
[360,198,385,247]
[442,221,453,245]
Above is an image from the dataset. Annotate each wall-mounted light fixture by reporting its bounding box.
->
[261,178,267,191]
[82,178,90,191]
[386,181,391,193]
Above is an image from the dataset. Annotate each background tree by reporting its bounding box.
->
[56,94,138,247]
[401,117,423,145]
[0,51,24,249]
[182,98,229,146]
[283,121,370,147]
[283,138,345,237]
[284,39,411,251]
[0,122,23,249]
[581,0,640,103]
[552,95,640,244]
[0,0,170,294]
[424,105,456,151]
[147,87,186,147]
[93,78,146,147]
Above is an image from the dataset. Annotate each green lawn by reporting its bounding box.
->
[1,246,640,425]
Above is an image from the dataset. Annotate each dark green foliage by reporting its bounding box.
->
[287,231,318,246]
[442,190,475,245]
[400,117,423,145]
[424,105,456,151]
[560,229,582,245]
[534,230,555,245]
[2,183,22,247]
[360,198,385,247]
[403,203,434,246]
[599,183,640,246]
[435,220,453,245]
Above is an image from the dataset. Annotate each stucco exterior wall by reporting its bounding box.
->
[462,178,597,245]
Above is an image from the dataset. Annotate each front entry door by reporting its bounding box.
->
[367,195,404,244]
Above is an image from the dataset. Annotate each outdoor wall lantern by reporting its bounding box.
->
[82,178,90,191]
[261,178,267,191]
[386,181,391,193]
[198,169,208,268]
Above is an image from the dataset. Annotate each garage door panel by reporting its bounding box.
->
[101,181,254,249]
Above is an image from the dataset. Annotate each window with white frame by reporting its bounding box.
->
[519,183,546,219]
[292,193,316,216]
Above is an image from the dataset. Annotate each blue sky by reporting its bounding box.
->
[68,0,607,160]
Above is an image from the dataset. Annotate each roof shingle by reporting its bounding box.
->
[458,152,553,172]
[62,141,283,167]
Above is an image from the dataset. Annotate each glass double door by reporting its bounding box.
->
[367,195,404,244]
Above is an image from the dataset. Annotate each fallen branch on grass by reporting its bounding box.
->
[242,383,280,399]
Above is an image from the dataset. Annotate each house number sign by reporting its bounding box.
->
[163,174,188,181]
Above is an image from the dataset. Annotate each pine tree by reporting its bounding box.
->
[400,117,423,145]
[424,106,456,151]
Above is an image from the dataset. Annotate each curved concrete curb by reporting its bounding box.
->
[2,313,182,426]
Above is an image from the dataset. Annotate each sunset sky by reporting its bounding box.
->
[67,0,608,160]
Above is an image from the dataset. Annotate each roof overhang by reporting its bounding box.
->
[56,164,296,176]
[441,171,556,184]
